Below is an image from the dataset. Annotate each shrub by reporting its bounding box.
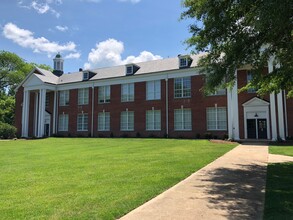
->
[110,132,114,138]
[195,133,201,139]
[0,122,17,139]
[204,132,212,139]
[223,134,229,140]
[136,132,141,138]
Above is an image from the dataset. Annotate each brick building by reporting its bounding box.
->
[15,54,293,140]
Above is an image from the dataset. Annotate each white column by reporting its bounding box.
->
[21,90,30,137]
[277,91,285,140]
[37,89,46,137]
[268,58,277,140]
[34,92,39,136]
[227,71,239,140]
[53,90,57,134]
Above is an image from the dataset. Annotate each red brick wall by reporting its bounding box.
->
[55,76,228,139]
[15,87,23,137]
[237,69,270,139]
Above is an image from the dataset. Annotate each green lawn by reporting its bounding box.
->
[269,144,293,157]
[264,145,293,219]
[0,138,236,219]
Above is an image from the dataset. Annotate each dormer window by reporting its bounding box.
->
[180,57,188,68]
[178,55,192,68]
[126,66,133,75]
[125,64,139,76]
[83,71,89,81]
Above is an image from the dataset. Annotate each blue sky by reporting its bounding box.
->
[1,0,194,73]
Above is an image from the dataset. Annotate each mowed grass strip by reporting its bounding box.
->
[0,138,236,219]
[264,145,293,219]
[269,144,293,157]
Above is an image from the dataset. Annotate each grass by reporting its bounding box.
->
[0,138,236,220]
[269,144,293,157]
[263,144,293,219]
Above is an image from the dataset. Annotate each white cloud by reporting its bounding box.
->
[118,0,141,3]
[65,52,81,59]
[55,25,68,32]
[84,38,162,69]
[18,0,61,18]
[3,23,77,56]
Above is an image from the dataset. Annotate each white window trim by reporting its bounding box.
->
[59,90,69,106]
[146,80,161,100]
[174,77,191,98]
[83,72,89,80]
[174,107,192,131]
[78,88,89,105]
[206,106,227,131]
[58,113,68,131]
[98,86,110,104]
[126,66,133,75]
[146,108,161,131]
[121,83,134,102]
[77,113,88,131]
[120,109,134,131]
[179,57,188,68]
[98,111,110,131]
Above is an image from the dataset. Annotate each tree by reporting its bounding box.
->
[181,0,293,97]
[0,51,27,95]
[0,50,53,125]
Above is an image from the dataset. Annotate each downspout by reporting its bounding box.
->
[165,75,169,137]
[91,84,94,137]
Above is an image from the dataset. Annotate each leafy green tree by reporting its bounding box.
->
[181,0,293,97]
[0,94,15,125]
[0,50,53,125]
[0,51,27,95]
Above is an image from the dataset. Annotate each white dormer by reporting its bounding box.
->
[83,71,89,80]
[126,65,133,75]
[178,55,192,68]
[125,64,139,76]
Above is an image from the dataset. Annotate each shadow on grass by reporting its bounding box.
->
[263,162,293,220]
[196,163,266,220]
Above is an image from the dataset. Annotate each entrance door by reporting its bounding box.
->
[247,119,256,139]
[257,119,267,139]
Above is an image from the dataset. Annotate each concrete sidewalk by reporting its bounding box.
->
[120,144,268,220]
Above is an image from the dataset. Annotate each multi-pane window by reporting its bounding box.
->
[78,88,89,105]
[59,90,69,106]
[206,107,227,130]
[98,86,110,103]
[179,58,188,68]
[146,109,161,130]
[121,83,134,102]
[146,80,161,100]
[174,77,191,98]
[58,114,68,131]
[208,88,226,96]
[247,72,256,93]
[98,112,110,131]
[77,113,88,131]
[120,110,134,131]
[174,108,192,130]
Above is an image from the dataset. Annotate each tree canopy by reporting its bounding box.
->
[0,51,52,96]
[0,51,52,125]
[181,0,293,97]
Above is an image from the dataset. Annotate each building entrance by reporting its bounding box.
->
[247,118,267,139]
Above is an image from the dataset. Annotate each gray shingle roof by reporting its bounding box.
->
[37,54,206,85]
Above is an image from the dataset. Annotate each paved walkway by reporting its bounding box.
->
[120,144,268,220]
